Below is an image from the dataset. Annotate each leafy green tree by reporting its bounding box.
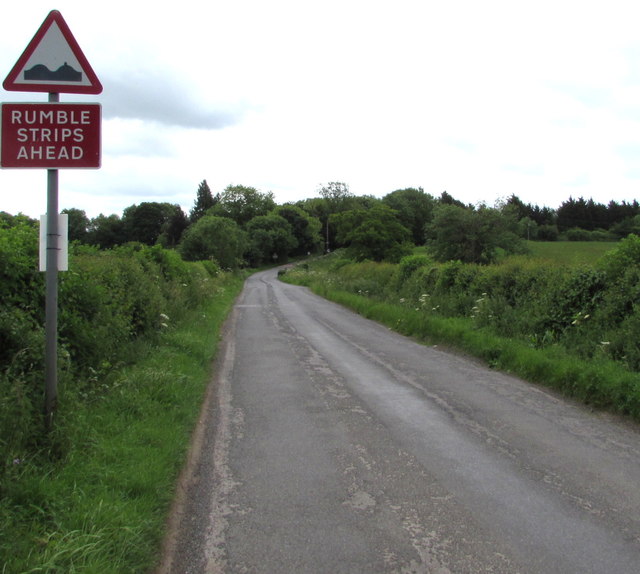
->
[297,197,335,252]
[318,182,351,251]
[315,182,377,251]
[210,184,276,226]
[426,204,523,264]
[318,181,353,206]
[189,179,217,223]
[86,214,126,249]
[122,202,178,246]
[333,204,412,262]
[439,190,466,207]
[346,194,382,211]
[296,197,327,221]
[61,208,89,243]
[178,215,247,268]
[382,187,436,245]
[244,214,297,266]
[159,205,189,247]
[272,204,322,255]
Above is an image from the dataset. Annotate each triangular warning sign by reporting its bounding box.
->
[3,10,102,94]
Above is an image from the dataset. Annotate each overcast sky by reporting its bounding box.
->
[2,0,640,219]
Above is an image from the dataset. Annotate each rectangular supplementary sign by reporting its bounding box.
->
[0,102,101,168]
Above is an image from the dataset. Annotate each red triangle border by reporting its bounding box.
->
[3,10,102,94]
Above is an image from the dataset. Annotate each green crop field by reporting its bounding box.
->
[524,241,618,265]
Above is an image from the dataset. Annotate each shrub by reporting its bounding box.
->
[434,260,463,293]
[533,267,607,342]
[391,253,433,294]
[401,264,439,301]
[599,234,640,281]
[607,309,640,370]
[145,244,190,282]
[0,237,227,479]
[537,224,559,241]
[566,227,592,241]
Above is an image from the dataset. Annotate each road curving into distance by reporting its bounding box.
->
[158,267,640,574]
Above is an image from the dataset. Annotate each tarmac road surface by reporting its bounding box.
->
[158,268,640,574]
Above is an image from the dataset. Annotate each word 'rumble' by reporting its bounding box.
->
[10,109,91,125]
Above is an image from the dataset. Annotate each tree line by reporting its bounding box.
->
[505,195,640,239]
[5,182,639,267]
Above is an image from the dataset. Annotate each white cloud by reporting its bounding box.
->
[101,71,249,129]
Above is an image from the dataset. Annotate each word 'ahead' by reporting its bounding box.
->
[1,102,101,168]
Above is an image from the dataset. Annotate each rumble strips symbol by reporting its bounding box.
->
[3,10,102,94]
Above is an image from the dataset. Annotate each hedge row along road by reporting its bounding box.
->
[158,268,640,574]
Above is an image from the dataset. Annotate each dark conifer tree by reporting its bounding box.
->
[189,180,217,223]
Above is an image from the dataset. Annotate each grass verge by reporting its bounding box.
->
[0,273,244,573]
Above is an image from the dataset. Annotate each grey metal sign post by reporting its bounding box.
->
[45,92,60,430]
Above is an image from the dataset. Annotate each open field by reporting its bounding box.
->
[524,241,618,265]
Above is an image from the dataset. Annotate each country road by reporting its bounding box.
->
[159,268,640,574]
